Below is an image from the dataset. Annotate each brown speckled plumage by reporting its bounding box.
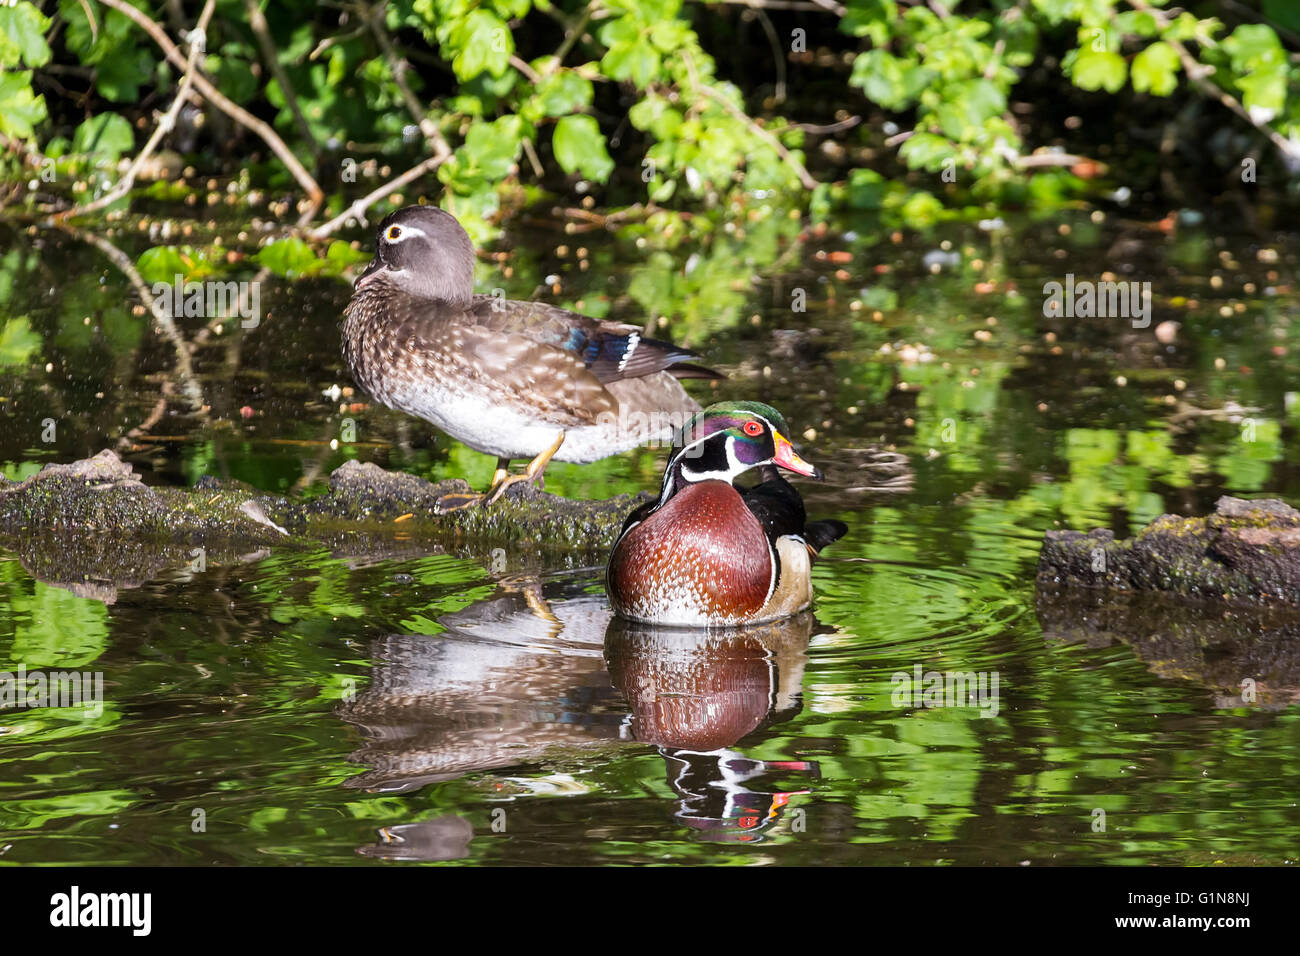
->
[339,206,720,467]
[343,281,616,427]
[608,480,774,623]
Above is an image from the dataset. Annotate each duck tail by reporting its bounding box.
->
[666,361,726,381]
[804,519,849,559]
[585,333,724,382]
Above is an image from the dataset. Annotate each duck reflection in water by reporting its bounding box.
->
[337,576,620,796]
[606,613,822,843]
[340,576,820,856]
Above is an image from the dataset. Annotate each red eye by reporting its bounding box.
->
[742,421,763,437]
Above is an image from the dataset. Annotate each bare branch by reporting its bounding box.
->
[310,152,451,238]
[361,1,453,159]
[53,224,205,412]
[244,0,321,159]
[50,0,216,223]
[94,0,324,203]
[547,6,595,76]
[510,54,543,84]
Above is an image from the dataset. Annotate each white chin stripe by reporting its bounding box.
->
[681,435,746,483]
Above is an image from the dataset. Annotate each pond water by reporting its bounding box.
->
[1,207,1298,865]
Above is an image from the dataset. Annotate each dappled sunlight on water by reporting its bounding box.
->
[2,212,1300,864]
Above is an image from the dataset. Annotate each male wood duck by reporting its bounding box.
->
[606,401,848,626]
[341,205,720,511]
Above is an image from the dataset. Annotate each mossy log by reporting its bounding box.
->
[1037,496,1300,606]
[0,450,645,598]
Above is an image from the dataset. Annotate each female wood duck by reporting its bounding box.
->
[606,401,848,626]
[341,205,720,511]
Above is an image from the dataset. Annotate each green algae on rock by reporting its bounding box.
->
[0,450,649,600]
[1037,496,1300,607]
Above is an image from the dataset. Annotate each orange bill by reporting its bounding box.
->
[772,431,823,480]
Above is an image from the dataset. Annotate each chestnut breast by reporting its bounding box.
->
[607,480,774,625]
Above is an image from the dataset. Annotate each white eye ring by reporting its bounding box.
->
[384,224,426,244]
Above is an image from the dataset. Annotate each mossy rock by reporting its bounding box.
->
[1038,496,1300,607]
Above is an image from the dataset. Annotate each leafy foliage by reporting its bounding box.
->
[0,0,1295,246]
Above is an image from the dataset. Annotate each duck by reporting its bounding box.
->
[341,205,720,511]
[606,401,847,626]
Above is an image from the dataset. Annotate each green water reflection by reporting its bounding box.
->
[1,210,1299,864]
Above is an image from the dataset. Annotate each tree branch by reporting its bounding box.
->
[50,0,215,223]
[362,1,453,159]
[94,0,324,203]
[1127,0,1300,167]
[53,224,205,412]
[310,152,451,237]
[683,52,818,190]
[244,0,321,159]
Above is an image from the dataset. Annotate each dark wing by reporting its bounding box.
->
[742,465,848,558]
[740,472,808,544]
[388,294,617,427]
[469,296,722,385]
[804,520,849,555]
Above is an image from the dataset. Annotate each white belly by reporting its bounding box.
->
[382,382,681,463]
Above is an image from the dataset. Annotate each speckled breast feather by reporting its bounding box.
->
[607,480,775,626]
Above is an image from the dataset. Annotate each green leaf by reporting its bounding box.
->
[552,115,614,182]
[850,49,931,111]
[602,42,660,87]
[442,113,525,184]
[526,70,594,120]
[447,8,513,80]
[326,241,370,267]
[94,46,155,102]
[1237,64,1286,115]
[136,246,223,283]
[0,1,52,68]
[629,95,682,140]
[0,71,46,138]
[1113,10,1159,38]
[840,0,896,45]
[649,19,689,53]
[899,133,957,172]
[1222,25,1287,115]
[1131,41,1180,96]
[846,167,888,209]
[214,54,261,107]
[72,112,134,158]
[1069,49,1127,93]
[899,190,944,229]
[0,316,41,366]
[254,238,319,278]
[1222,23,1284,74]
[933,78,1006,140]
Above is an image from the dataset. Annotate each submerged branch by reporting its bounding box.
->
[51,225,205,413]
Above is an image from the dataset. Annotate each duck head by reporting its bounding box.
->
[354,205,475,306]
[662,401,822,495]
